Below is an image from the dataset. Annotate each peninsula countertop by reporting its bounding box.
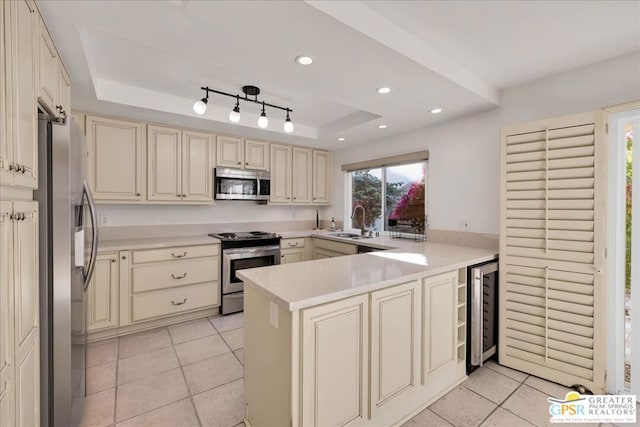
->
[238,240,497,311]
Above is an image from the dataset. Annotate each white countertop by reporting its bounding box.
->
[238,240,497,311]
[97,235,220,252]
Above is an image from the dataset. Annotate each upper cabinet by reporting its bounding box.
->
[312,150,331,204]
[2,0,38,189]
[270,143,292,203]
[38,15,57,115]
[216,136,269,171]
[292,147,312,204]
[57,61,70,118]
[86,115,145,202]
[147,125,214,203]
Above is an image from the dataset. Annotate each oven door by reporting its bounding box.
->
[222,245,281,294]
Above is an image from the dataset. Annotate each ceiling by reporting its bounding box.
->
[37,0,640,149]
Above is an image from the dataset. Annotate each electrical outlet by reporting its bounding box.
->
[269,301,279,328]
[100,216,110,226]
[460,218,470,231]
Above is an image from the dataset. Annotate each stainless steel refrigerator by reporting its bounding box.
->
[34,112,98,427]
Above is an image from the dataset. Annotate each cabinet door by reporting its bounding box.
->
[147,125,181,201]
[281,250,303,264]
[301,294,368,427]
[313,150,331,204]
[10,0,38,189]
[422,271,457,382]
[0,202,14,423]
[0,1,10,186]
[292,147,312,204]
[38,16,57,114]
[244,139,269,171]
[269,144,291,203]
[182,130,213,202]
[87,115,144,201]
[87,253,119,332]
[216,135,243,168]
[57,60,71,117]
[13,201,38,355]
[14,337,38,427]
[370,281,420,417]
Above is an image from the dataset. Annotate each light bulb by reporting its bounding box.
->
[193,98,207,115]
[258,113,269,129]
[284,118,294,133]
[229,105,240,123]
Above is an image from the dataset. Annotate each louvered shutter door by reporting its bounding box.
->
[499,111,606,393]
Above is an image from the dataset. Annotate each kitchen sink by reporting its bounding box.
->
[326,232,373,239]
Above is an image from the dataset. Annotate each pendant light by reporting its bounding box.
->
[229,96,241,123]
[193,97,208,115]
[284,109,294,133]
[257,102,269,128]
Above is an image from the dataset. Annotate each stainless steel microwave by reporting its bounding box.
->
[214,168,270,201]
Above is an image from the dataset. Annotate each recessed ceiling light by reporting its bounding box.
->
[376,87,391,94]
[430,108,443,114]
[295,55,314,65]
[378,124,387,129]
[338,137,346,141]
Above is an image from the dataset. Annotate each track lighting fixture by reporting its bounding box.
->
[258,102,269,128]
[284,109,294,133]
[193,85,293,132]
[229,96,241,123]
[193,96,208,115]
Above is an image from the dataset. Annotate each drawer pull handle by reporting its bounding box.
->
[171,273,187,280]
[288,242,299,247]
[171,298,187,306]
[172,252,187,258]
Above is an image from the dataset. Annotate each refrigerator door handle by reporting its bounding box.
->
[83,179,99,292]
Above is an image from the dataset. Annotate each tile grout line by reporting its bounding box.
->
[168,326,205,427]
[113,337,120,426]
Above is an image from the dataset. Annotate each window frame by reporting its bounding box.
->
[345,161,428,233]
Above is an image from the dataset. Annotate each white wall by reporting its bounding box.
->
[328,52,640,235]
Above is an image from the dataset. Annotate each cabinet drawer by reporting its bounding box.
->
[131,282,219,322]
[314,238,357,255]
[132,257,218,293]
[281,238,305,249]
[132,244,219,264]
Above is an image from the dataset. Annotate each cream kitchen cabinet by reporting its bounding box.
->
[147,125,214,203]
[86,115,145,202]
[312,150,331,204]
[313,237,357,259]
[244,139,269,171]
[57,60,71,118]
[370,281,421,418]
[2,0,38,189]
[216,136,269,171]
[0,201,39,427]
[216,135,243,168]
[292,147,312,204]
[38,15,57,115]
[87,252,120,332]
[280,238,305,264]
[270,143,292,203]
[422,271,458,381]
[301,294,369,427]
[123,244,220,326]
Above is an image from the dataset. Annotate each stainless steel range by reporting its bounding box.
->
[209,231,281,315]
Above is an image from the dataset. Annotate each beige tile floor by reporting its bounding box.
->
[76,313,639,427]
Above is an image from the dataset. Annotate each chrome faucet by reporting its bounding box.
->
[350,204,368,236]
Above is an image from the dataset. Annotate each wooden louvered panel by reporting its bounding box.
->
[501,112,605,393]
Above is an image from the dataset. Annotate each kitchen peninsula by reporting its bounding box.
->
[239,238,497,427]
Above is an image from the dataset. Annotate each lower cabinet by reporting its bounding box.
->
[313,238,357,259]
[370,281,421,417]
[280,237,305,264]
[301,294,369,427]
[14,337,38,427]
[422,271,458,381]
[87,252,119,332]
